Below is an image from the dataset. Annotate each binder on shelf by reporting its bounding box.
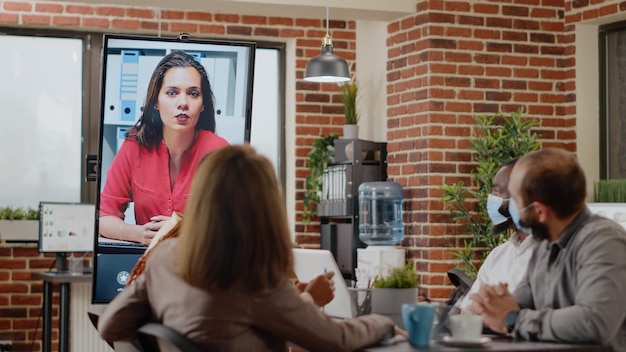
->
[319,139,387,280]
[120,50,140,122]
[318,165,352,217]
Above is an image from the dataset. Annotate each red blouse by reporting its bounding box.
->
[99,130,229,225]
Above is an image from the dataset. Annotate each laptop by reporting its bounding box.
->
[98,236,148,255]
[292,248,354,319]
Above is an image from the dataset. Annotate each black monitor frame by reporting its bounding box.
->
[92,33,256,303]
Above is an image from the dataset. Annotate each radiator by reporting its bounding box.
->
[70,282,114,352]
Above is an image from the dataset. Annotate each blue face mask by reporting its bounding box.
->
[487,194,509,225]
[508,200,533,234]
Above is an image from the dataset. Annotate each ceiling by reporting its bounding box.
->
[63,0,417,22]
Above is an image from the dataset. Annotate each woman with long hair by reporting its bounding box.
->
[99,145,403,351]
[98,50,228,244]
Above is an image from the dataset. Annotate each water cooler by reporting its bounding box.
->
[355,181,405,288]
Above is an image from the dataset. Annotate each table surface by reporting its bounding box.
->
[364,335,612,352]
[32,271,92,283]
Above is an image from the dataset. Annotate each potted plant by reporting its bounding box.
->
[339,78,359,140]
[303,133,339,223]
[440,109,541,278]
[0,206,40,242]
[594,179,626,203]
[371,263,419,329]
[586,179,626,228]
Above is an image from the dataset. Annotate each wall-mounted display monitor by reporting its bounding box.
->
[93,33,256,303]
[39,202,95,271]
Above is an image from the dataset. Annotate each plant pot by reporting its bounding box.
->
[343,124,359,140]
[0,219,39,242]
[371,288,419,329]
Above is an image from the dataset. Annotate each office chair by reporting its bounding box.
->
[446,268,475,305]
[135,323,203,352]
[87,307,143,352]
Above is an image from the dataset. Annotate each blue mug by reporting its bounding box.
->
[402,303,436,347]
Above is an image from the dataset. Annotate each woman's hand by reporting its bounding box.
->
[304,271,335,307]
[394,325,408,338]
[139,215,172,244]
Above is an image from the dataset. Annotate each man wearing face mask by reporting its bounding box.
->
[461,159,540,313]
[470,148,626,350]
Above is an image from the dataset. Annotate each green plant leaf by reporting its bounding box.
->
[373,264,419,288]
[303,133,339,223]
[440,109,541,277]
[594,179,626,202]
[339,78,359,125]
[0,206,40,220]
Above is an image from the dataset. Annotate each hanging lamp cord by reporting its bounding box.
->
[325,0,329,36]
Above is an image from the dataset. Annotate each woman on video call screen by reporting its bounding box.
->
[98,50,229,244]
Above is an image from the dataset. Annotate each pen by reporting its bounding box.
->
[322,268,327,312]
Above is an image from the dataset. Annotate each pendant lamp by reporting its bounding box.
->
[304,1,351,83]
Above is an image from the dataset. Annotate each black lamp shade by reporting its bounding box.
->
[304,44,350,83]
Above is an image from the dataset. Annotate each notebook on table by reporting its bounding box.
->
[292,248,354,319]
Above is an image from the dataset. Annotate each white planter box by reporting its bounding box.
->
[0,220,39,242]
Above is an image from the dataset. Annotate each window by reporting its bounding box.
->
[0,34,85,208]
[251,46,284,183]
[600,22,626,179]
[0,29,285,209]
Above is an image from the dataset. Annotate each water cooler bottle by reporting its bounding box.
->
[356,181,406,287]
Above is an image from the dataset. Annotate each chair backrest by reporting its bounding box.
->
[136,323,203,352]
[88,307,143,352]
[446,268,475,305]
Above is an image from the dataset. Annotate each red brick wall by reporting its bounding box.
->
[384,0,624,300]
[0,244,58,352]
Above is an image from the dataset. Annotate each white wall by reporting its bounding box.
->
[65,0,415,21]
[356,20,389,143]
[285,39,297,238]
[575,23,600,201]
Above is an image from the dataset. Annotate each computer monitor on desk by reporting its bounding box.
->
[38,202,95,272]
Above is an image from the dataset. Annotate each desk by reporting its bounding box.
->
[364,337,612,351]
[32,271,92,352]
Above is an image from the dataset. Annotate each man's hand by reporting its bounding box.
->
[470,282,520,334]
[304,271,335,307]
[464,299,482,315]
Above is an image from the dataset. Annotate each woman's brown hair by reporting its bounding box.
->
[176,145,293,293]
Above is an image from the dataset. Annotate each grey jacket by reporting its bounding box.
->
[513,208,626,351]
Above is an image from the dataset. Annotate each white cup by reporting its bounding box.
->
[448,313,483,341]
